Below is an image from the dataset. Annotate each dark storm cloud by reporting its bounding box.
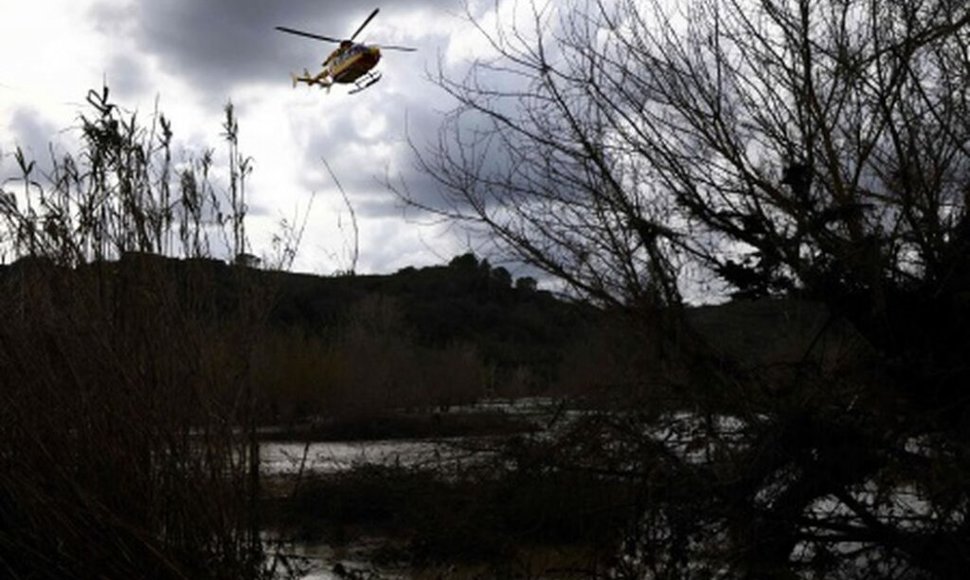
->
[291,86,458,220]
[352,197,409,220]
[92,0,457,98]
[104,51,151,100]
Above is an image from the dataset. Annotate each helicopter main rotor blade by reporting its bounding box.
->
[349,8,379,42]
[378,45,417,52]
[275,26,342,44]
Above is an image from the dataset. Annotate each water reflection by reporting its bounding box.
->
[261,439,448,475]
[261,438,465,579]
[265,536,385,580]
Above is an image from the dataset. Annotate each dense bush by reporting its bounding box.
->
[0,87,273,579]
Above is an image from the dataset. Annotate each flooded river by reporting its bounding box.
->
[260,438,436,579]
[261,439,449,475]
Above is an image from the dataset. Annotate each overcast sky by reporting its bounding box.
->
[0,0,508,275]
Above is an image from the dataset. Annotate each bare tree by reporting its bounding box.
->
[407,0,970,576]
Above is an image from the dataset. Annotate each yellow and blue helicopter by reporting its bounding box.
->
[276,8,415,94]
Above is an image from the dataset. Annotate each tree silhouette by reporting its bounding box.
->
[405,0,970,575]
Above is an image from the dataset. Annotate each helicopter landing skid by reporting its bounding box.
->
[349,71,382,94]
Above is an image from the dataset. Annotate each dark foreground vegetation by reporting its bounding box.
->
[1,257,270,579]
[0,88,269,579]
[7,0,970,576]
[268,456,633,576]
[403,0,970,577]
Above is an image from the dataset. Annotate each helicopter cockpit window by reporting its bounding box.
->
[334,45,363,65]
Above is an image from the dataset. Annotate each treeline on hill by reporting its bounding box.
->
[0,251,613,423]
[260,252,600,417]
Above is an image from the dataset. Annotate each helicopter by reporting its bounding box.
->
[276,8,416,94]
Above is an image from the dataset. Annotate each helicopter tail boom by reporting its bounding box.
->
[291,68,332,89]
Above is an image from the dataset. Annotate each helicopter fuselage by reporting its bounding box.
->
[328,43,381,83]
[292,43,382,90]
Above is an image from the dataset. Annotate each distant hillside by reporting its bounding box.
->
[0,252,594,385]
[1,253,865,391]
[264,253,595,379]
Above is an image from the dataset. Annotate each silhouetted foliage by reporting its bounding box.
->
[408,0,970,576]
[0,87,275,579]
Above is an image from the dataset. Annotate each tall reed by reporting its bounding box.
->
[0,86,278,578]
